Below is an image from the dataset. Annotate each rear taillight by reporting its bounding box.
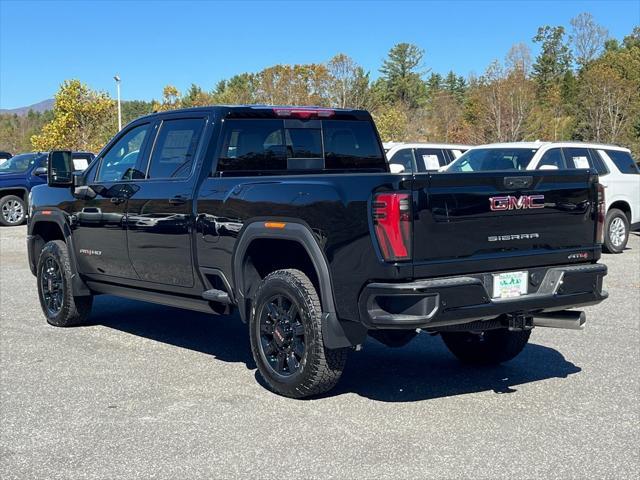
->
[596,183,606,244]
[372,193,411,261]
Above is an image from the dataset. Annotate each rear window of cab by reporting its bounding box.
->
[215,119,385,175]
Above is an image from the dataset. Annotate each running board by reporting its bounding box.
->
[202,288,231,304]
[86,281,219,314]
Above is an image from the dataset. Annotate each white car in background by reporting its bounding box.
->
[384,142,471,173]
[446,141,640,253]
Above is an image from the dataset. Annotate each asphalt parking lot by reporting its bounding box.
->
[1,225,638,479]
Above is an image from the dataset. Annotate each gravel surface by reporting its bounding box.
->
[1,225,638,479]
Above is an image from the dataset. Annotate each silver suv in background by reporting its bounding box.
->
[446,141,640,253]
[384,142,471,173]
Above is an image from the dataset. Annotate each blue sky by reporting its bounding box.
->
[1,0,638,109]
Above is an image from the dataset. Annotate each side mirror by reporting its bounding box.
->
[33,166,48,177]
[72,172,96,200]
[48,151,74,187]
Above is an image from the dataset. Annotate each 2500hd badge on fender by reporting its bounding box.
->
[28,106,607,398]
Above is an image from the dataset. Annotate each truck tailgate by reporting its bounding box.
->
[412,170,599,277]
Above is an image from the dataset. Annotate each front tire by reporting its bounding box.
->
[37,240,93,327]
[250,269,348,398]
[441,328,530,365]
[603,208,629,254]
[0,195,26,226]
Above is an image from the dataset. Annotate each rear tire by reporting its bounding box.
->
[37,240,93,327]
[250,269,348,398]
[603,208,629,254]
[0,195,26,226]
[441,328,530,365]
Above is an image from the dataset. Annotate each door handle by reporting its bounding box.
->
[169,195,187,206]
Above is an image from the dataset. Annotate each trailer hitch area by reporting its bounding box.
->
[507,313,534,331]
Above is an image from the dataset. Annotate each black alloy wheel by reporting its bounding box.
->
[37,239,93,327]
[259,293,306,377]
[249,269,348,398]
[40,256,64,316]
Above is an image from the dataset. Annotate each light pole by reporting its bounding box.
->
[113,75,122,131]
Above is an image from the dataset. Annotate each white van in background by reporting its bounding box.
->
[384,142,471,173]
[446,141,640,253]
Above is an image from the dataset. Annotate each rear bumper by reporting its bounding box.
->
[358,263,607,329]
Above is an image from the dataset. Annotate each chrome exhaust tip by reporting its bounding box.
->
[533,310,586,330]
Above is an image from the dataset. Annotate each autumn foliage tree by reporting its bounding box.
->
[31,80,115,152]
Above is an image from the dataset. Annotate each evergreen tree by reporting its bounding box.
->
[532,26,572,100]
[379,43,428,108]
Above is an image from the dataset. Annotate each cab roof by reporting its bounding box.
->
[135,105,373,122]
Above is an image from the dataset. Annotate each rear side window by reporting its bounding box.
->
[605,149,639,175]
[216,119,385,175]
[71,153,92,171]
[388,148,415,173]
[147,118,205,179]
[562,148,592,169]
[415,148,447,170]
[450,149,466,160]
[537,148,566,169]
[588,149,609,175]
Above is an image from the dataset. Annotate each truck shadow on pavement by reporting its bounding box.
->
[90,296,581,403]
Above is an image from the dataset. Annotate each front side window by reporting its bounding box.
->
[147,118,205,179]
[415,148,447,171]
[537,148,566,170]
[0,153,41,173]
[604,149,639,175]
[96,124,149,182]
[562,148,592,169]
[447,148,538,172]
[216,119,385,175]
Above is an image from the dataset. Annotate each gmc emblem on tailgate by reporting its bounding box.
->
[489,195,545,211]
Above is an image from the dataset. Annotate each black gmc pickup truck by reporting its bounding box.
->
[28,106,608,398]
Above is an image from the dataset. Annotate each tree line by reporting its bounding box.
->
[2,13,638,157]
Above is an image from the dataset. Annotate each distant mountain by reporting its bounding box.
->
[0,99,54,116]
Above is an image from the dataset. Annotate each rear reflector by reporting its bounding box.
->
[596,183,605,244]
[372,193,411,261]
[273,108,335,119]
[265,221,286,229]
